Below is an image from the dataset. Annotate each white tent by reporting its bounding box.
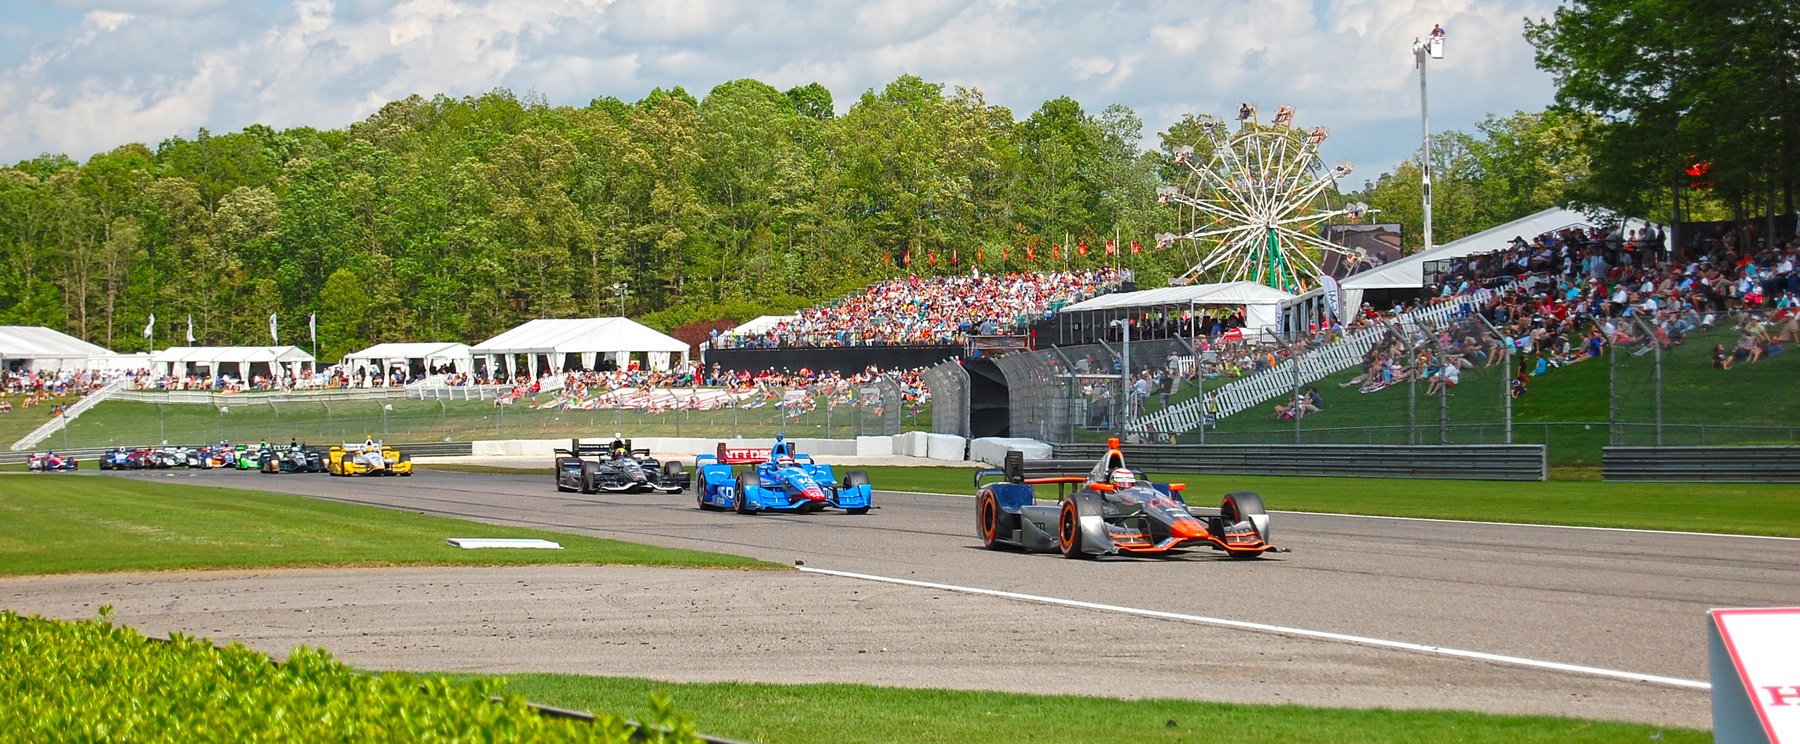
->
[1336,207,1648,313]
[729,315,795,336]
[471,318,690,378]
[150,346,316,381]
[1060,281,1296,334]
[0,326,117,371]
[340,342,472,377]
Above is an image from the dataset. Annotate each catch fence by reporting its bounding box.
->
[52,383,922,451]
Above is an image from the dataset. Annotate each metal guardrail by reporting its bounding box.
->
[1603,446,1800,482]
[1052,442,1547,481]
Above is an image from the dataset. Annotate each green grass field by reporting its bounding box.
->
[0,476,773,576]
[1184,325,1800,464]
[466,674,1702,744]
[0,393,83,446]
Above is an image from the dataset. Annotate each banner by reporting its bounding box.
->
[141,313,154,340]
[269,313,279,344]
[186,315,195,344]
[309,313,317,345]
[1320,275,1342,321]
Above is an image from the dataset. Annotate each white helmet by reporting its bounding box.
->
[1111,468,1136,489]
[777,454,795,466]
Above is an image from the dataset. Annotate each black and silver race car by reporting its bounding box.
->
[974,440,1279,560]
[553,437,689,494]
[260,441,325,474]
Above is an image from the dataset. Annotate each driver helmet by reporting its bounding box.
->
[777,454,795,467]
[1111,468,1136,489]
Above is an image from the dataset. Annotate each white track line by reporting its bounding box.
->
[1271,509,1800,542]
[797,566,1710,691]
[878,490,1798,542]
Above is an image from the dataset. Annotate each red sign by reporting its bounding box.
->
[715,443,771,464]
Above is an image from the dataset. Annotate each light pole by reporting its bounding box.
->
[610,282,630,317]
[1111,317,1131,437]
[1412,30,1443,254]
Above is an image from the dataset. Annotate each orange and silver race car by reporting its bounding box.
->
[974,439,1279,560]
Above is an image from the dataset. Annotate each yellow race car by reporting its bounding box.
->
[327,440,413,476]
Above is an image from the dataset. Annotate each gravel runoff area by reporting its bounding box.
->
[3,564,1708,729]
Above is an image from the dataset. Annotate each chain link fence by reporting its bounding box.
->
[920,361,970,438]
[57,384,926,450]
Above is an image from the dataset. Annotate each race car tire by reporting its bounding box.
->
[843,470,871,490]
[977,492,1002,548]
[1057,497,1092,559]
[399,453,412,476]
[1221,491,1268,560]
[734,472,757,514]
[554,458,576,492]
[662,461,685,492]
[846,507,870,515]
[580,462,600,495]
[696,484,716,510]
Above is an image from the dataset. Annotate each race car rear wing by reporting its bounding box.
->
[974,450,1096,486]
[700,442,815,466]
[554,439,614,458]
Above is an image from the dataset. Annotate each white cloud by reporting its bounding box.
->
[0,0,1560,175]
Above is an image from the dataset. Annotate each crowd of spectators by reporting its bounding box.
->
[710,270,1125,349]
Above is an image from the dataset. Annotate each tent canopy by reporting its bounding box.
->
[1340,207,1616,291]
[150,346,315,379]
[728,315,796,336]
[472,317,690,375]
[1060,281,1296,313]
[0,326,113,369]
[341,342,471,372]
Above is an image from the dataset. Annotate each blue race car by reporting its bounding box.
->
[694,435,872,514]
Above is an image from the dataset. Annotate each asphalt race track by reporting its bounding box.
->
[61,468,1800,727]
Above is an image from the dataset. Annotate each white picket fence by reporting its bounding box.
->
[1129,289,1496,438]
[9,379,129,451]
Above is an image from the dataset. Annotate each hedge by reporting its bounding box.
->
[0,609,700,743]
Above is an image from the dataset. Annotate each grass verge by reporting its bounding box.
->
[410,462,1800,536]
[466,673,1704,744]
[0,475,775,576]
[850,465,1800,537]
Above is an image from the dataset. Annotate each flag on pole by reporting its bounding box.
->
[269,313,279,343]
[1105,241,1118,256]
[141,313,154,340]
[1131,241,1142,255]
[186,315,195,344]
[309,313,317,345]
[1077,243,1089,257]
[976,247,983,264]
[1051,245,1059,260]
[1025,246,1034,261]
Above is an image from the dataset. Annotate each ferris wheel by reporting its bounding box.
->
[1156,105,1366,293]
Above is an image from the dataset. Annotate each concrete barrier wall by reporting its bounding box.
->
[925,433,967,462]
[475,436,885,460]
[969,437,1053,465]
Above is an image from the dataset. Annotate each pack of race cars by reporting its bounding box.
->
[543,433,1278,560]
[28,438,409,477]
[41,429,1282,561]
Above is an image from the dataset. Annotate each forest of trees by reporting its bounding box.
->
[0,73,1611,362]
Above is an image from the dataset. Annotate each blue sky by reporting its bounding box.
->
[0,0,1561,180]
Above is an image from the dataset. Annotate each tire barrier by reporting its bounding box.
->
[1051,442,1546,481]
